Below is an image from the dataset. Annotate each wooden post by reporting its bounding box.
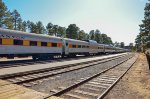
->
[146,52,150,70]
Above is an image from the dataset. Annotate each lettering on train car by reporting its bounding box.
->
[0,34,25,39]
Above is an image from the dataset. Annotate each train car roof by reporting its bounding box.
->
[98,44,105,46]
[64,38,89,43]
[0,28,62,40]
[84,40,97,43]
[104,44,112,47]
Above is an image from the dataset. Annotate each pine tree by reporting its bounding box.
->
[17,18,23,31]
[36,21,45,34]
[22,21,27,32]
[53,25,59,36]
[94,29,101,43]
[27,21,37,33]
[58,26,66,37]
[3,11,13,29]
[66,24,79,39]
[46,22,54,35]
[89,30,95,40]
[11,10,21,30]
[78,30,86,40]
[0,0,13,29]
[135,1,150,51]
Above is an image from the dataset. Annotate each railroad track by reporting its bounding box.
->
[0,54,106,69]
[0,55,82,68]
[43,54,137,99]
[1,54,130,88]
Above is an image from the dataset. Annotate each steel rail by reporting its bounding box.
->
[97,55,138,99]
[0,54,127,79]
[44,55,133,99]
[2,55,128,85]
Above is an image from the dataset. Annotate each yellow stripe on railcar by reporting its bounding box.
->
[23,40,30,46]
[2,38,13,45]
[69,44,72,48]
[57,43,62,48]
[37,41,41,46]
[47,42,51,47]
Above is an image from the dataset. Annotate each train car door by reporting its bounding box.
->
[62,39,69,55]
[65,41,69,55]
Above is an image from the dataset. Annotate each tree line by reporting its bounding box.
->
[135,0,150,52]
[0,0,114,44]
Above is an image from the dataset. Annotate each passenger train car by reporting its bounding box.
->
[0,28,127,60]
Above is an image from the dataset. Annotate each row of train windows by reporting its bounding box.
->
[71,44,103,49]
[0,39,58,47]
[106,47,115,50]
[16,40,58,47]
[98,47,103,49]
[71,45,89,48]
[0,39,104,49]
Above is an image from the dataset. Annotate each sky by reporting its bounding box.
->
[3,0,148,45]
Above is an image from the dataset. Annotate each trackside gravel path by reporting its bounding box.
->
[104,53,150,99]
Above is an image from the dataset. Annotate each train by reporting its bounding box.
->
[0,28,127,60]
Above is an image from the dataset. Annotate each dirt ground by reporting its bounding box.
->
[104,53,150,99]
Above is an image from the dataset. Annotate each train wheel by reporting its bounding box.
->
[32,56,37,60]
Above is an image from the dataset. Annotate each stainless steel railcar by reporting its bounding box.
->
[0,28,63,59]
[63,38,89,56]
[0,28,126,59]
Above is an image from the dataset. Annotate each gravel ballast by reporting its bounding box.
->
[104,53,150,99]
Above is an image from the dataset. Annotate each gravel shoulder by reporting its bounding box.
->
[104,53,150,99]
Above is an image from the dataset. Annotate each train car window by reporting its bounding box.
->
[41,42,47,46]
[30,41,37,46]
[14,39,23,45]
[0,38,2,45]
[66,43,68,46]
[52,43,57,47]
[78,45,81,48]
[76,45,78,48]
[72,45,76,48]
[99,46,102,49]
